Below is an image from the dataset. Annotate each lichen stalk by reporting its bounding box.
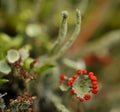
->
[49,11,68,56]
[53,9,81,60]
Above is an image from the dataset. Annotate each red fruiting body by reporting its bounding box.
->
[79,97,84,102]
[72,74,78,80]
[92,89,98,94]
[67,79,74,86]
[84,94,91,100]
[92,81,97,85]
[89,72,94,77]
[60,74,65,80]
[77,69,81,74]
[90,75,97,81]
[59,69,99,102]
[70,89,76,94]
[82,70,87,74]
[92,85,98,89]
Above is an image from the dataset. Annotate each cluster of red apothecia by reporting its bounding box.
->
[0,95,37,112]
[14,59,38,81]
[59,69,99,102]
[9,95,36,112]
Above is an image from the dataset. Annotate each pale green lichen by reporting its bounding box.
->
[50,11,68,56]
[53,9,81,60]
[6,49,20,64]
[0,60,11,74]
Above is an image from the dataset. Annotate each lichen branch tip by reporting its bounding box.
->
[61,11,69,18]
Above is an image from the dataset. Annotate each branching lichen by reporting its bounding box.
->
[49,11,68,56]
[53,9,81,60]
